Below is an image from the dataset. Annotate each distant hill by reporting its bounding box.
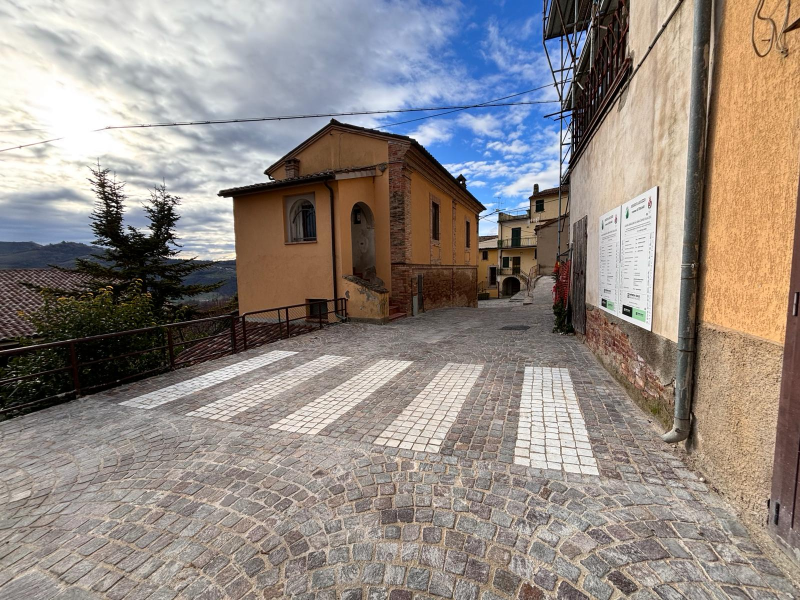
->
[0,241,237,301]
[0,241,99,269]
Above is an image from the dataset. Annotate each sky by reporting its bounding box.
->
[0,0,563,260]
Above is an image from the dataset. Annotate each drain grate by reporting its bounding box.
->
[500,325,530,331]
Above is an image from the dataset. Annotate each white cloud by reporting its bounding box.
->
[408,120,454,147]
[0,0,470,259]
[486,139,531,155]
[457,113,505,138]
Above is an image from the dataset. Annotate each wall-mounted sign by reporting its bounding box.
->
[598,206,621,315]
[618,187,658,331]
[596,187,658,331]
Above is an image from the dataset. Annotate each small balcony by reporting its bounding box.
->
[498,237,536,249]
[499,267,522,275]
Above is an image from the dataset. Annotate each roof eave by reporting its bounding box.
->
[218,173,335,198]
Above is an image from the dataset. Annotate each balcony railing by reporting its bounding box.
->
[0,298,348,416]
[498,238,536,248]
[499,267,522,275]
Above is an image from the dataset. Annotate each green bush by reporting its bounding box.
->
[1,282,169,412]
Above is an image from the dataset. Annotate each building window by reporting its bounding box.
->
[288,196,317,242]
[502,256,509,268]
[488,266,497,286]
[535,199,545,213]
[481,250,488,261]
[431,201,440,241]
[466,220,471,248]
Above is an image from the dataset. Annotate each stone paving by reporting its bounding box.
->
[0,284,797,600]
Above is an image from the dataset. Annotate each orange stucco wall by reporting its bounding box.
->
[272,131,389,179]
[688,0,800,525]
[232,174,388,314]
[233,182,336,314]
[699,3,799,343]
[409,172,477,267]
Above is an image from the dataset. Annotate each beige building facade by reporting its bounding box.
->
[495,184,568,296]
[477,236,499,299]
[548,0,800,559]
[221,120,484,323]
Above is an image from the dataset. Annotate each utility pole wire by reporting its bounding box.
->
[0,100,558,154]
[382,81,566,128]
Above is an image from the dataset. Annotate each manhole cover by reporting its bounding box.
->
[500,325,530,331]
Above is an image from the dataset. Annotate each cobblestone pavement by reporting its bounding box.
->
[1,285,797,600]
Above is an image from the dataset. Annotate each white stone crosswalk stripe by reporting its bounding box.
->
[185,355,350,421]
[514,367,598,475]
[270,359,413,435]
[120,350,298,409]
[374,363,483,453]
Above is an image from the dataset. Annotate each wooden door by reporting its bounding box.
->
[512,256,521,274]
[572,216,588,334]
[511,227,522,248]
[769,181,800,553]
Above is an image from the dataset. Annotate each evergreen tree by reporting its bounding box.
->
[61,163,222,312]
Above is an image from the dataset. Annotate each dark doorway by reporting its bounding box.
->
[351,203,376,280]
[572,216,588,334]
[512,256,521,274]
[769,179,800,554]
[511,227,522,248]
[502,277,521,296]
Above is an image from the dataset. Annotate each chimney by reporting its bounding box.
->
[456,174,467,188]
[533,183,539,194]
[285,158,300,179]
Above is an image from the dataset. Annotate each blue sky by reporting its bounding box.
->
[0,0,561,259]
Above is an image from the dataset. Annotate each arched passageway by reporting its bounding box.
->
[502,276,521,296]
[351,203,376,280]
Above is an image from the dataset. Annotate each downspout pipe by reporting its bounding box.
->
[663,0,713,443]
[323,179,342,318]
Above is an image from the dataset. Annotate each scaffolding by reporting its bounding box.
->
[542,0,630,259]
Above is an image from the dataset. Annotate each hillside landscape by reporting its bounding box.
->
[0,241,237,301]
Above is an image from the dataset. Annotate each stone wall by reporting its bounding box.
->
[584,305,676,425]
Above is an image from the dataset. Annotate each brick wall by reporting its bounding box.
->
[388,141,412,266]
[584,305,676,424]
[392,264,478,314]
[388,139,477,314]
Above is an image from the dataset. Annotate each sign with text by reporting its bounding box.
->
[618,187,658,331]
[598,206,621,315]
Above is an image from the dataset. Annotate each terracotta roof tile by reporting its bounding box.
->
[0,269,92,341]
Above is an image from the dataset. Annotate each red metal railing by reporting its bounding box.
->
[572,0,630,152]
[0,298,347,415]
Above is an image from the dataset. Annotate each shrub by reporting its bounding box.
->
[1,282,168,412]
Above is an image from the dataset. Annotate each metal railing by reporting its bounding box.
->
[498,238,536,248]
[499,267,522,275]
[0,298,347,416]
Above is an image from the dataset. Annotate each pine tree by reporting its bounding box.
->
[60,163,222,313]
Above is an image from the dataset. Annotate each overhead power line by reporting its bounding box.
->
[0,99,559,154]
[383,81,563,128]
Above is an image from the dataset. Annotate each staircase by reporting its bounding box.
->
[388,301,407,322]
